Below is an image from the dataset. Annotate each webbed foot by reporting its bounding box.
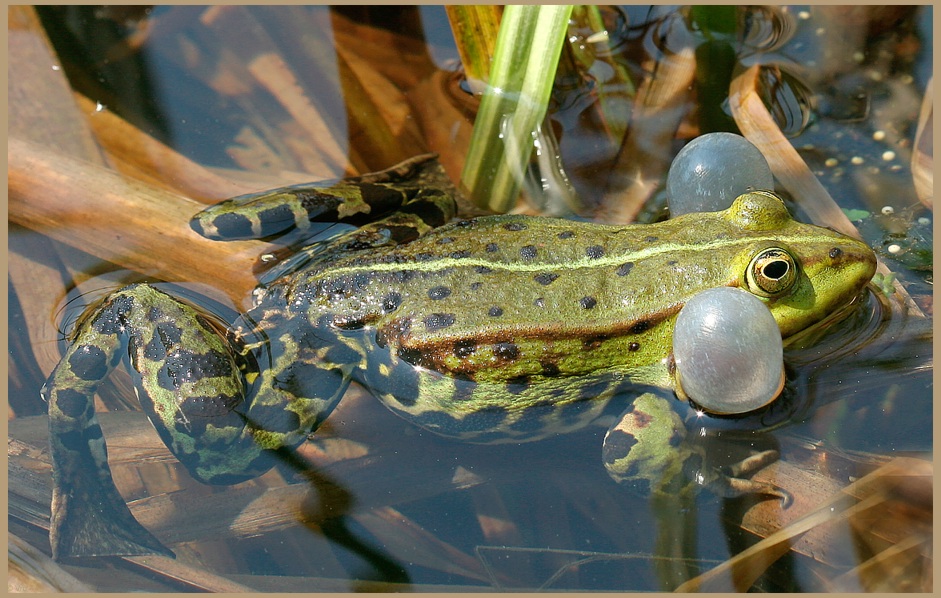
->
[49,435,174,559]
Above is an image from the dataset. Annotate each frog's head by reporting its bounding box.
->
[724,191,877,339]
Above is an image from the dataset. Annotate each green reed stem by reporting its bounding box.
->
[460,4,574,213]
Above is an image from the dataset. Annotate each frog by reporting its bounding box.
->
[42,154,877,560]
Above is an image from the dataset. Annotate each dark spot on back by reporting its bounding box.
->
[158,350,233,392]
[558,230,575,239]
[534,272,559,285]
[494,341,520,361]
[520,245,538,260]
[428,285,452,300]
[633,409,654,428]
[540,360,561,377]
[630,320,650,334]
[437,236,454,244]
[351,272,371,290]
[644,235,658,242]
[485,243,499,253]
[397,347,425,368]
[179,394,239,419]
[586,245,605,259]
[488,306,504,317]
[475,265,493,274]
[392,270,417,284]
[579,296,597,309]
[144,322,183,361]
[450,250,471,259]
[424,313,456,331]
[382,292,402,313]
[454,339,477,359]
[616,262,634,276]
[57,428,95,453]
[582,334,610,350]
[504,222,527,231]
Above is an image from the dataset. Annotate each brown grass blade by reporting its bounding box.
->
[73,93,260,202]
[599,22,696,223]
[9,137,268,303]
[445,6,503,90]
[675,457,931,592]
[729,64,860,236]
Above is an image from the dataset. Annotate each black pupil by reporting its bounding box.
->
[763,260,789,280]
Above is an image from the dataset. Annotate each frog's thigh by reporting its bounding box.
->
[46,283,253,558]
[127,297,265,484]
[602,393,698,497]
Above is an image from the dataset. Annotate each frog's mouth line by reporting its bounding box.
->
[781,290,868,347]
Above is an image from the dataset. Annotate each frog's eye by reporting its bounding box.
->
[746,247,798,297]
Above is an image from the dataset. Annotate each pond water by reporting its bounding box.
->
[8,5,932,592]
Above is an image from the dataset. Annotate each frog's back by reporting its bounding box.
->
[281,213,740,384]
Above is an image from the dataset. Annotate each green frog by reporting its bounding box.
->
[43,155,876,560]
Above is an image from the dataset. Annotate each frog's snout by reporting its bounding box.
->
[834,237,878,290]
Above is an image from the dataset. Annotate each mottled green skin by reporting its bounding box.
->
[43,156,877,559]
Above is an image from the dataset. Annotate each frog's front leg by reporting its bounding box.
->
[190,154,457,241]
[43,284,350,559]
[602,393,790,503]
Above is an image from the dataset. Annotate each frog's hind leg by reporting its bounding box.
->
[44,283,258,559]
[191,153,458,241]
[232,311,357,463]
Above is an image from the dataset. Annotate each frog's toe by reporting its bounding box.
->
[725,448,779,477]
[713,476,793,508]
[707,449,792,507]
